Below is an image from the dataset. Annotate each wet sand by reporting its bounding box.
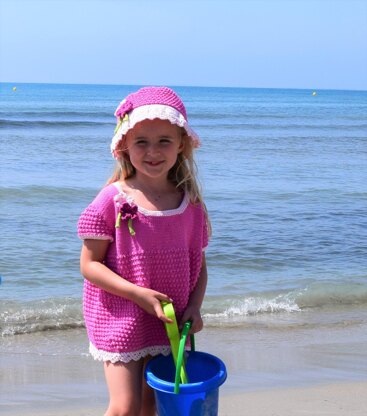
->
[1,319,367,415]
[3,382,367,416]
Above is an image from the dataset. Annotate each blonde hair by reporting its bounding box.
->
[107,127,211,235]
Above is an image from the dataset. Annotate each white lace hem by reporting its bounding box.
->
[89,343,171,363]
[111,104,200,158]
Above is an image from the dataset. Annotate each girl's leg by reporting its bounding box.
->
[139,356,156,416]
[104,359,144,416]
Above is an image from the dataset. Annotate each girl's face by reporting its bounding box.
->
[124,119,184,181]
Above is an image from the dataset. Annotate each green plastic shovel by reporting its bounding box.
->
[161,302,195,392]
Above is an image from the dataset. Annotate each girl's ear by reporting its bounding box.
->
[117,135,129,157]
[122,150,130,161]
[178,134,188,154]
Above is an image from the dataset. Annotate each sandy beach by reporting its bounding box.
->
[219,382,367,416]
[3,382,366,416]
[1,317,367,415]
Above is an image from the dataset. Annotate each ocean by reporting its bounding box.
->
[1,82,367,336]
[1,84,367,411]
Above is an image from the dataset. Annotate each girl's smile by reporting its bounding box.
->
[145,160,163,167]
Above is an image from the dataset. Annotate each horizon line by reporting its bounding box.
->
[1,81,366,93]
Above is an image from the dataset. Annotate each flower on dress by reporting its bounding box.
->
[115,202,138,236]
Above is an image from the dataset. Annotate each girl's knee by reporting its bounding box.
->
[140,391,156,416]
[139,397,156,416]
[105,401,141,416]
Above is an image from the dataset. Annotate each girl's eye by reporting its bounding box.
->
[135,139,147,146]
[160,138,172,144]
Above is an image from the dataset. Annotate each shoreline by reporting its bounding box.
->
[1,320,367,415]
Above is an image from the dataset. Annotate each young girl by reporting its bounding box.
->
[78,86,210,416]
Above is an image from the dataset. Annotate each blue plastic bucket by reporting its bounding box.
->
[145,351,227,416]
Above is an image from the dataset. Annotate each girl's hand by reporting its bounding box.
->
[180,305,203,334]
[131,287,173,324]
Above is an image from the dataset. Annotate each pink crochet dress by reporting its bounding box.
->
[77,183,208,363]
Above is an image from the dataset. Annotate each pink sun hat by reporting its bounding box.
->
[111,86,200,159]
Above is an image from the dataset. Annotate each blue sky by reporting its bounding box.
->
[0,0,366,90]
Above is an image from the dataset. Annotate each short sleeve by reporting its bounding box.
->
[77,185,117,242]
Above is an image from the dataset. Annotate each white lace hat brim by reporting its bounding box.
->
[111,104,200,159]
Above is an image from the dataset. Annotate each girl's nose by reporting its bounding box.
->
[147,143,161,155]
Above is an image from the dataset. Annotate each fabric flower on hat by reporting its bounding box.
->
[113,99,134,136]
[115,99,134,119]
[115,201,138,236]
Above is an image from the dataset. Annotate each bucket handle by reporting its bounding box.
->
[174,321,195,394]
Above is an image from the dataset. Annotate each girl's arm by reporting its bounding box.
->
[80,239,173,323]
[181,252,208,334]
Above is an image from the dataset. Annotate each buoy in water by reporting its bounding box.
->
[12,86,17,91]
[312,91,317,96]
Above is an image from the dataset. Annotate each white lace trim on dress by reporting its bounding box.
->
[89,342,171,363]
